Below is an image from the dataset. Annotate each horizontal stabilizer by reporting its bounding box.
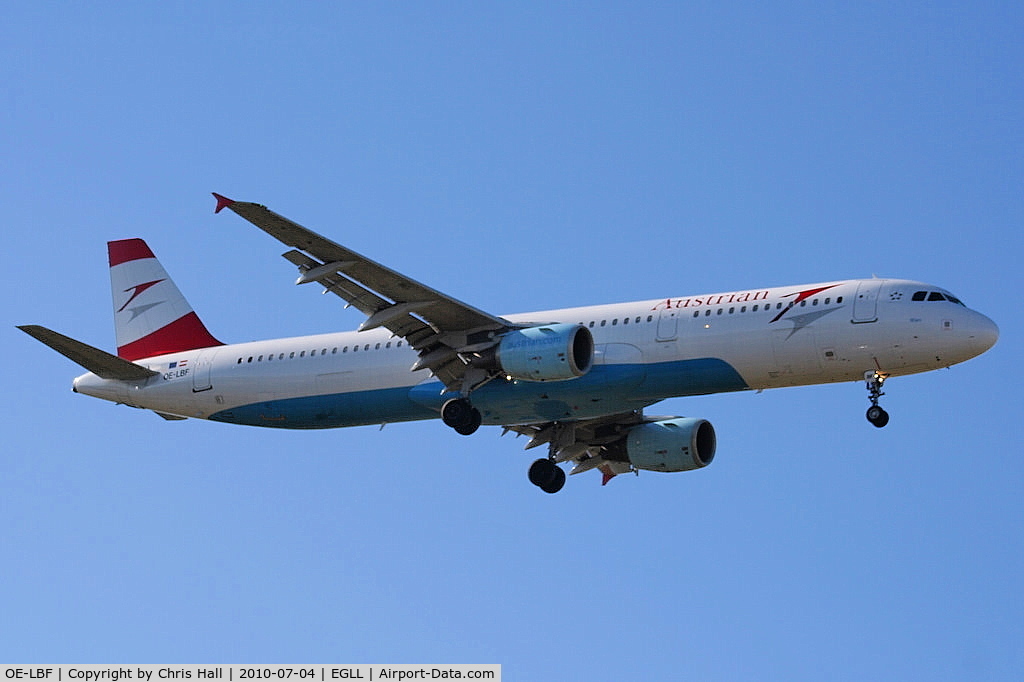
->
[17,325,158,381]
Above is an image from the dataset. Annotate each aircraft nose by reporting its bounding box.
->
[970,313,999,355]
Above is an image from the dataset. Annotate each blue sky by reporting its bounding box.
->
[3,3,1021,678]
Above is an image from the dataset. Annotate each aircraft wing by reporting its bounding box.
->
[506,410,652,485]
[213,194,513,391]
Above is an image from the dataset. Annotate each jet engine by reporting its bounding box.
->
[613,417,716,472]
[473,323,594,382]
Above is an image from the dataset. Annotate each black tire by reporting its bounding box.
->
[866,405,890,428]
[528,458,565,493]
[453,407,482,436]
[442,398,473,429]
[540,465,566,494]
[528,458,556,486]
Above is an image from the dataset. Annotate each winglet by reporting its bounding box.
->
[212,192,235,214]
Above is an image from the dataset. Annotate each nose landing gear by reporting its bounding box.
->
[864,370,890,428]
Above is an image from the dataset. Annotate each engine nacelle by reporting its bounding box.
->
[625,417,716,472]
[494,323,594,382]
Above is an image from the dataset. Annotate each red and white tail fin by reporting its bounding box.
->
[108,239,223,361]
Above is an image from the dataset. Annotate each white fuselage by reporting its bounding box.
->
[73,278,998,429]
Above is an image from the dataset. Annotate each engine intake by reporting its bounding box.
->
[622,417,716,472]
[475,323,593,382]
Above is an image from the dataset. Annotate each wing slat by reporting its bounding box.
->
[218,196,512,391]
[227,200,508,332]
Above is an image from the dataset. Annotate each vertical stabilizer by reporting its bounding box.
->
[109,239,223,361]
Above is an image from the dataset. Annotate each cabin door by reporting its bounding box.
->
[852,281,883,323]
[192,350,218,393]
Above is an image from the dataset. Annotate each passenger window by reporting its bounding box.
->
[600,320,606,327]
[364,344,370,351]
[824,298,831,304]
[353,346,358,352]
[247,356,253,363]
[589,321,595,328]
[647,315,653,322]
[397,341,403,347]
[332,348,338,354]
[693,311,700,318]
[837,297,843,303]
[741,306,747,313]
[705,310,711,317]
[612,319,618,326]
[729,307,735,314]
[623,317,629,325]
[635,316,641,323]
[386,342,392,348]
[717,309,723,315]
[812,299,818,306]
[289,352,295,359]
[322,348,328,355]
[375,343,381,350]
[753,305,759,312]
[258,355,263,362]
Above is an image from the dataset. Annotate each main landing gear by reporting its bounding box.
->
[528,457,566,494]
[864,370,890,428]
[442,396,567,493]
[441,397,482,436]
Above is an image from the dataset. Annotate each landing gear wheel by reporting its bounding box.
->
[528,458,566,494]
[442,398,482,436]
[866,405,890,428]
[863,370,890,428]
[453,408,482,435]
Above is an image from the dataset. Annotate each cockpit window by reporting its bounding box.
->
[912,290,966,306]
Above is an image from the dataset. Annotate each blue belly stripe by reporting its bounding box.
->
[209,358,749,429]
[209,386,436,429]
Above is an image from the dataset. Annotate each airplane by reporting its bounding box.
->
[19,194,1000,493]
